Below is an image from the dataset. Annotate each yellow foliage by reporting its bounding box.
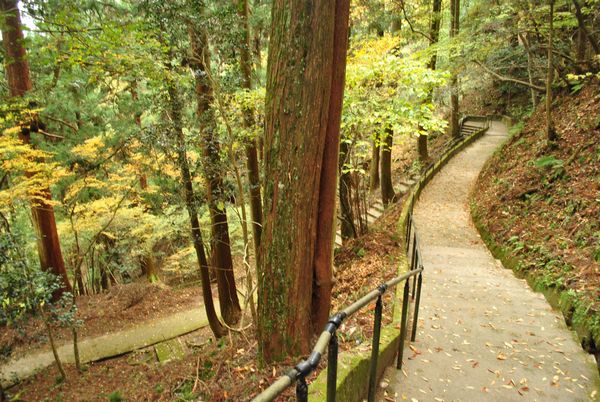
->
[0,129,68,212]
[70,136,105,161]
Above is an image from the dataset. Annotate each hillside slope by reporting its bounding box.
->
[472,81,600,360]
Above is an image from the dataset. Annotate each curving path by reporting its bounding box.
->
[381,122,599,401]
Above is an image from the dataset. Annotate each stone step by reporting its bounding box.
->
[372,202,385,213]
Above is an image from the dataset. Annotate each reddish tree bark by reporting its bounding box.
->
[1,0,72,298]
[258,0,350,361]
[189,24,241,325]
[312,0,351,331]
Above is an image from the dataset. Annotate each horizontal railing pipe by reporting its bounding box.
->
[251,115,493,401]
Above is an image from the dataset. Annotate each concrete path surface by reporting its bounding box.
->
[1,306,211,387]
[381,121,599,401]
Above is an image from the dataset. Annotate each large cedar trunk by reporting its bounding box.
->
[380,128,395,206]
[168,82,225,338]
[1,0,72,298]
[449,0,460,139]
[258,0,350,361]
[189,25,241,326]
[237,0,263,257]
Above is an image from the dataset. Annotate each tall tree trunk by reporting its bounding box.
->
[0,0,72,298]
[572,0,599,56]
[546,0,557,143]
[189,24,241,326]
[417,130,428,163]
[418,0,443,162]
[449,0,461,139]
[167,81,225,338]
[339,139,356,241]
[130,82,159,283]
[252,0,263,72]
[519,33,538,109]
[369,136,380,191]
[311,0,350,330]
[237,0,263,258]
[427,0,442,71]
[380,128,395,206]
[258,0,350,361]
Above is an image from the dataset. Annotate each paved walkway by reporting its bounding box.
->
[381,122,599,401]
[1,307,210,387]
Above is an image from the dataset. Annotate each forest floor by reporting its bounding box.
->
[379,121,599,401]
[2,130,455,400]
[473,82,600,360]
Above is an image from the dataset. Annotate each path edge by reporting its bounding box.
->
[307,121,491,402]
[469,136,600,377]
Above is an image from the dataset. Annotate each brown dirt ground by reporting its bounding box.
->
[473,80,600,343]
[6,130,456,401]
[1,283,203,359]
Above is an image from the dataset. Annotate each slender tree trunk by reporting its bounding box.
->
[380,128,395,206]
[418,0,443,162]
[42,310,66,380]
[237,0,263,258]
[519,33,538,109]
[417,130,428,163]
[449,0,461,138]
[252,0,263,72]
[0,0,72,298]
[546,0,557,143]
[427,0,442,71]
[168,81,225,338]
[258,0,350,361]
[189,24,241,326]
[369,136,380,191]
[72,327,81,372]
[130,82,159,283]
[572,0,599,56]
[339,139,356,241]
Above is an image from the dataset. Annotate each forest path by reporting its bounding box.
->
[381,122,599,401]
[0,306,211,387]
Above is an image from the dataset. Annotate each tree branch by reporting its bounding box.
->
[474,61,545,92]
[398,0,432,42]
[38,129,65,140]
[42,114,78,132]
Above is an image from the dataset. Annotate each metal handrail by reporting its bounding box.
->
[252,213,425,402]
[253,119,492,402]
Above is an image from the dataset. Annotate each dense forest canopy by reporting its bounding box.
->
[0,0,598,398]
